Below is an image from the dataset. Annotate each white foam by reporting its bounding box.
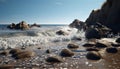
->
[0,26,85,49]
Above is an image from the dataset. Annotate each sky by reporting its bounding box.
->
[0,0,105,24]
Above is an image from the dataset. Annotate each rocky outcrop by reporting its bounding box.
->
[69,19,87,30]
[7,21,30,30]
[86,0,120,33]
[31,23,41,28]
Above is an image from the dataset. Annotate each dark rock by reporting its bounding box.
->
[67,43,79,49]
[60,49,74,57]
[56,30,68,35]
[69,19,86,30]
[83,43,95,47]
[85,28,101,39]
[106,47,118,53]
[116,38,120,43]
[0,51,8,56]
[37,47,41,49]
[85,0,120,33]
[7,23,16,29]
[31,23,40,27]
[111,43,120,47]
[46,56,63,63]
[86,48,99,51]
[46,49,51,53]
[95,42,108,48]
[86,51,101,60]
[7,21,30,30]
[9,49,22,55]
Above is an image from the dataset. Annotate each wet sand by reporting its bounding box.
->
[0,39,120,69]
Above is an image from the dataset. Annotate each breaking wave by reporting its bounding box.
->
[0,26,85,49]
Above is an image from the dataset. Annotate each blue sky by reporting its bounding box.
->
[0,0,105,24]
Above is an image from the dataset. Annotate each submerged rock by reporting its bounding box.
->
[67,43,79,49]
[60,49,74,57]
[46,55,63,63]
[106,47,118,53]
[86,51,101,60]
[56,30,68,35]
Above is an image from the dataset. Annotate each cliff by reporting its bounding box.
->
[86,0,120,33]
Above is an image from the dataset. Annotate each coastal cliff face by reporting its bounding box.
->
[86,0,120,33]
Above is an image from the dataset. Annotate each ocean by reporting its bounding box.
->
[0,24,85,50]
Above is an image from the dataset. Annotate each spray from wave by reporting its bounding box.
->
[0,26,85,49]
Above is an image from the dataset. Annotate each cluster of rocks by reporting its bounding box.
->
[69,0,120,39]
[83,37,120,61]
[7,21,40,30]
[45,43,79,63]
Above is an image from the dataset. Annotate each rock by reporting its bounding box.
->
[106,47,118,53]
[95,42,108,48]
[111,43,120,47]
[31,23,40,27]
[9,49,22,55]
[86,48,99,51]
[7,23,16,29]
[116,38,120,43]
[7,21,30,30]
[67,43,79,49]
[46,56,63,63]
[85,0,120,33]
[46,49,51,53]
[56,30,68,35]
[85,28,101,39]
[0,65,14,69]
[12,50,35,59]
[0,51,8,56]
[82,43,95,47]
[69,19,86,30]
[15,21,30,30]
[60,49,74,57]
[86,51,101,60]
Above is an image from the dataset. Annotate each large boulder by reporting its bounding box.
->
[85,28,101,39]
[85,0,120,33]
[86,51,102,61]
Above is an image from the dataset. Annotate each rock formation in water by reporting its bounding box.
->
[7,21,30,30]
[86,0,120,33]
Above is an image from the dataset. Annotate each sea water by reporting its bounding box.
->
[0,24,85,50]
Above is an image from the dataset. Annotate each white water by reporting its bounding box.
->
[0,26,85,50]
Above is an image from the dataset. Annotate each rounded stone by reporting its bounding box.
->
[86,51,101,60]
